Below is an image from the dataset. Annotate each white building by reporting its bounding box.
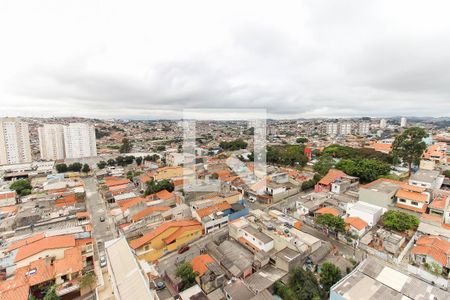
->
[339,122,352,135]
[347,201,383,227]
[325,123,338,136]
[38,124,65,160]
[0,118,32,165]
[63,123,97,159]
[400,117,407,127]
[379,118,387,129]
[358,122,370,135]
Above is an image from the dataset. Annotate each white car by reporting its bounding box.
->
[100,256,107,268]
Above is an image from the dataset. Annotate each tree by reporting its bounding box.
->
[336,158,391,183]
[314,155,334,176]
[43,285,60,300]
[443,170,450,178]
[56,163,68,173]
[136,156,143,166]
[382,210,419,232]
[176,262,198,291]
[288,267,323,300]
[296,137,308,144]
[97,161,107,169]
[82,164,91,173]
[156,145,166,152]
[78,272,96,290]
[392,127,428,175]
[267,145,308,167]
[67,162,82,172]
[219,139,248,151]
[316,214,345,233]
[320,261,342,291]
[10,179,32,197]
[107,158,116,166]
[144,179,174,196]
[119,138,133,153]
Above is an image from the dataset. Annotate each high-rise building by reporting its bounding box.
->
[400,117,407,127]
[339,122,352,135]
[379,118,387,129]
[63,123,97,159]
[358,122,370,135]
[0,118,32,165]
[38,124,65,160]
[325,123,338,136]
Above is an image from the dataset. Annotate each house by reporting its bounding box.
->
[395,187,431,214]
[409,169,444,190]
[153,166,183,180]
[178,284,208,300]
[207,240,253,279]
[344,217,369,237]
[275,247,303,272]
[223,279,255,300]
[129,206,171,223]
[422,142,447,164]
[315,169,348,192]
[0,191,16,207]
[192,201,231,234]
[237,225,274,253]
[191,254,226,293]
[411,235,450,274]
[315,206,340,217]
[347,201,383,226]
[129,220,202,261]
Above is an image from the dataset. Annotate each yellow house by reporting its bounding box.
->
[129,220,202,261]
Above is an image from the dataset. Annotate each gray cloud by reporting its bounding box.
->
[1,0,450,119]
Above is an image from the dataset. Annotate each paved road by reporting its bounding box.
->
[84,177,116,254]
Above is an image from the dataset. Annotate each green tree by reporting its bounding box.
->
[392,127,428,175]
[107,158,116,166]
[267,145,308,167]
[320,261,342,291]
[443,170,450,178]
[314,155,334,176]
[144,179,174,196]
[119,138,133,153]
[382,210,419,232]
[97,161,107,169]
[176,262,198,291]
[156,145,166,152]
[43,285,60,300]
[10,179,32,197]
[82,164,91,173]
[336,158,391,183]
[136,156,143,166]
[220,139,248,151]
[67,162,82,172]
[56,163,68,173]
[316,214,345,233]
[78,272,96,290]
[296,137,308,144]
[288,267,323,300]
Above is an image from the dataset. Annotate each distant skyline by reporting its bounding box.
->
[1,1,450,119]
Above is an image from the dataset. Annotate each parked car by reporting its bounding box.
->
[100,255,107,268]
[155,281,166,290]
[177,246,190,254]
[100,216,105,222]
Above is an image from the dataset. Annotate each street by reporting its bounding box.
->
[84,177,116,254]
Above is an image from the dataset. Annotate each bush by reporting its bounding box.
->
[220,139,248,151]
[10,179,32,197]
[56,163,68,173]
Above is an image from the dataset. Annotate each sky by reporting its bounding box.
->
[1,0,450,120]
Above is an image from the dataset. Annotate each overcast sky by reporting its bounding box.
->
[1,0,450,119]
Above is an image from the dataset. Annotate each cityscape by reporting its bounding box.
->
[1,1,450,300]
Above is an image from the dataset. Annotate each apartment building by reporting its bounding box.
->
[379,118,387,129]
[0,118,32,165]
[38,124,65,160]
[339,122,352,135]
[358,122,370,135]
[325,123,338,136]
[400,117,407,127]
[63,123,97,158]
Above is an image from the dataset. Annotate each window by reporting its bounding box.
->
[411,201,418,206]
[399,199,406,203]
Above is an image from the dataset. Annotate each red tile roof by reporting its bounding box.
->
[162,225,202,244]
[191,254,215,277]
[155,190,174,200]
[396,189,428,203]
[318,169,347,186]
[0,191,16,200]
[129,220,201,249]
[54,247,83,275]
[14,235,76,262]
[196,201,231,218]
[7,233,46,252]
[130,206,171,222]
[316,207,340,216]
[412,236,450,267]
[104,177,130,188]
[345,217,368,231]
[118,197,147,212]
